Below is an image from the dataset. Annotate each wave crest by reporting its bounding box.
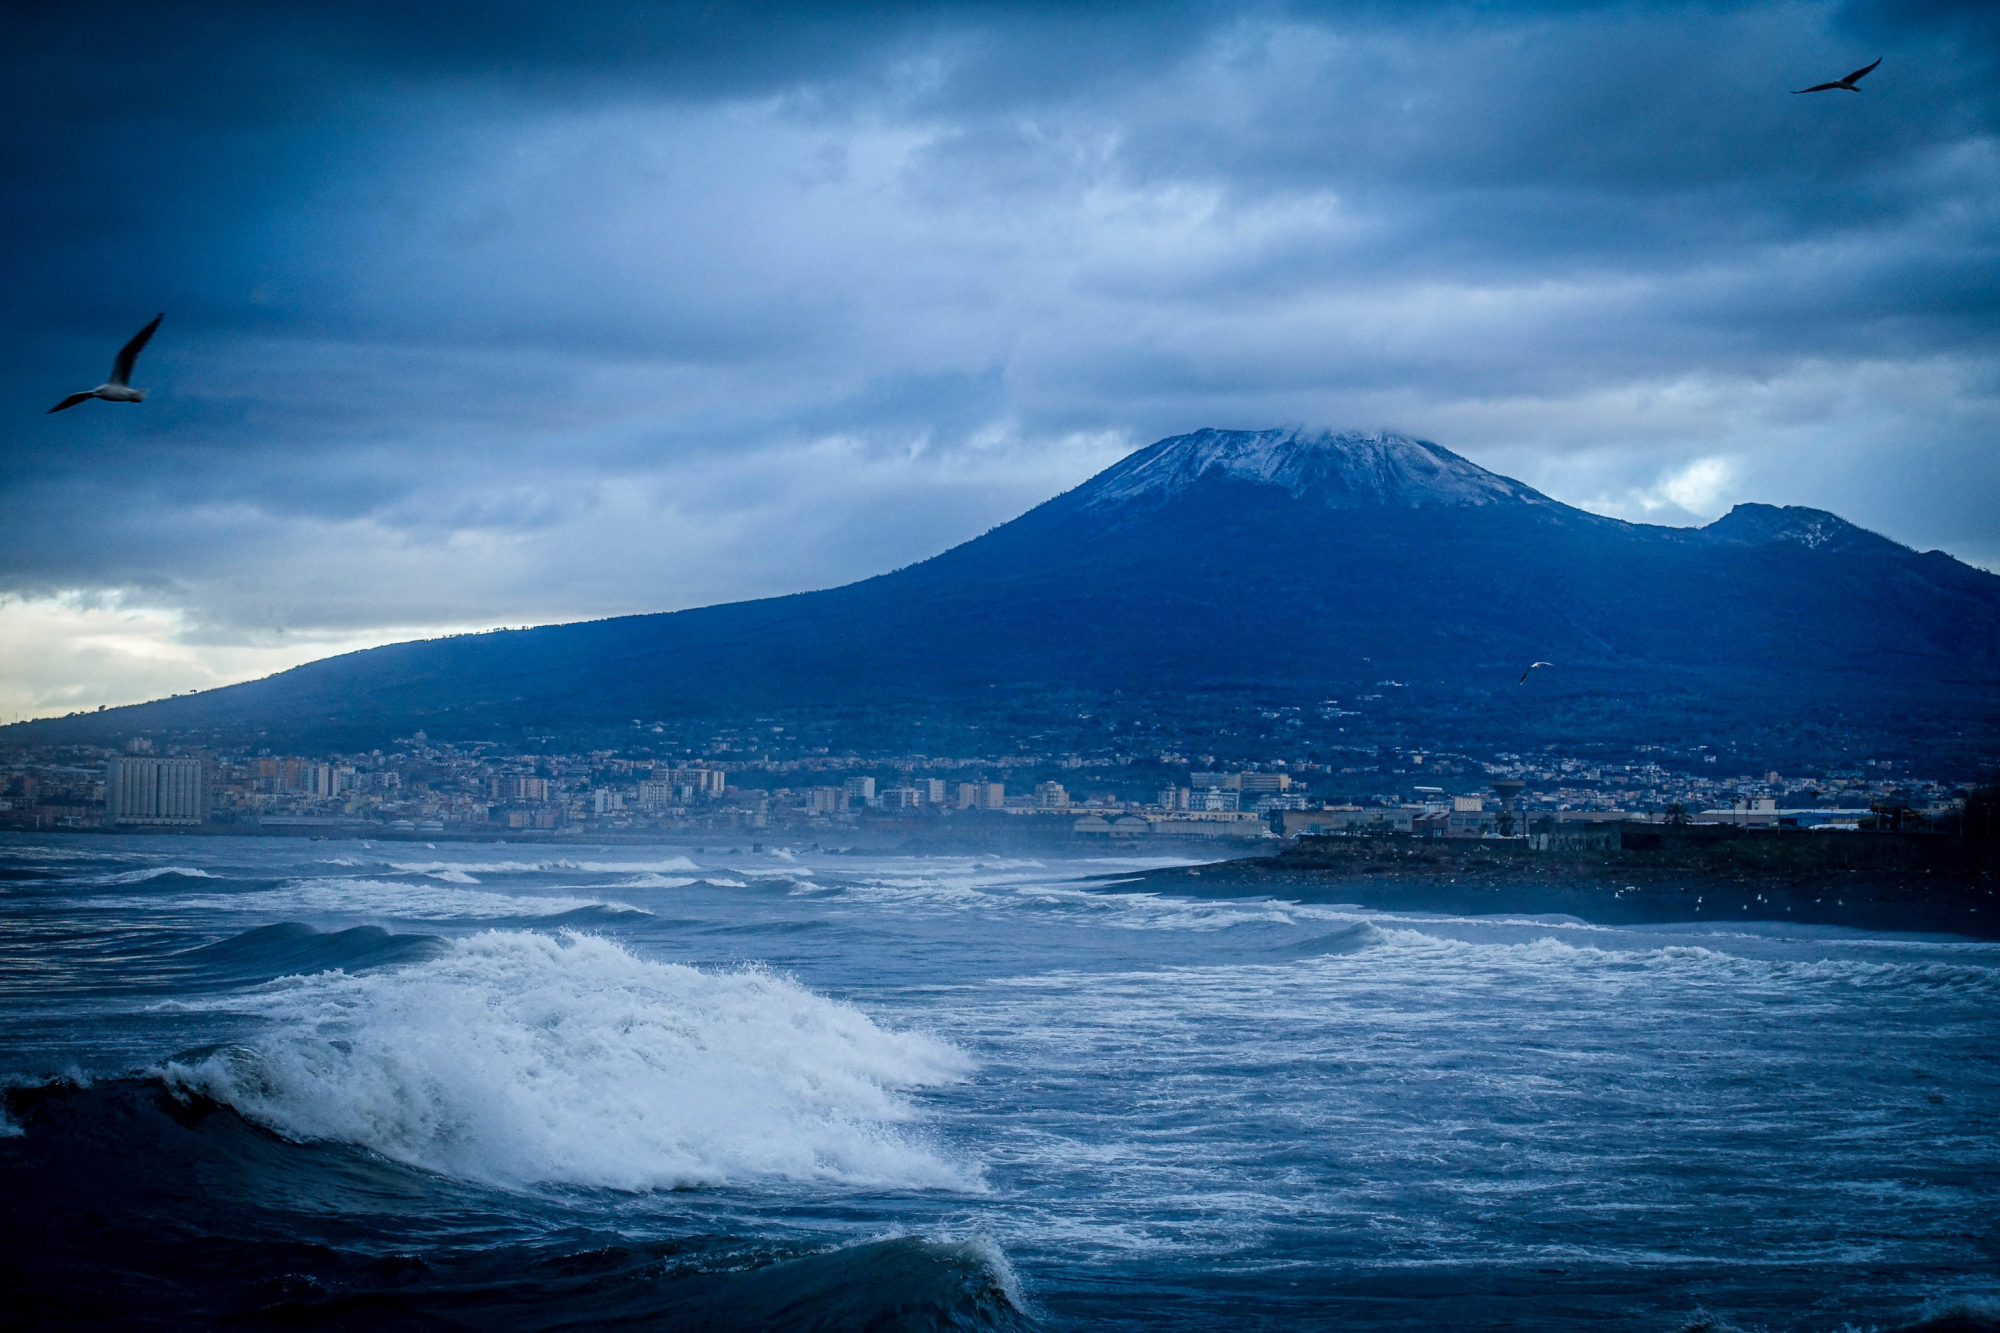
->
[102,866,220,884]
[162,930,975,1192]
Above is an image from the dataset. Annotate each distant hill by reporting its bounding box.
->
[16,428,2000,762]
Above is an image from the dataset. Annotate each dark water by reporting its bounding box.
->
[2,833,1996,1331]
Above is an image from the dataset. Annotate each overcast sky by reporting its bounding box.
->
[3,0,1995,719]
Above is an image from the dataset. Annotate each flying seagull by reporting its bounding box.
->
[48,314,163,413]
[1793,57,1881,94]
[1519,661,1553,685]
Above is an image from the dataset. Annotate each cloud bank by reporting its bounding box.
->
[3,0,1996,715]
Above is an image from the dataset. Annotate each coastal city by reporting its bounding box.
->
[2,731,1969,842]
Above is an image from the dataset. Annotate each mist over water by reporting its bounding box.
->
[3,832,1997,1331]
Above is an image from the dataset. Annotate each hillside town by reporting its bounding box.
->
[0,732,1973,843]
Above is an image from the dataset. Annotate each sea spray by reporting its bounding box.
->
[163,929,976,1191]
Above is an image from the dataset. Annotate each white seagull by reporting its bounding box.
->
[1519,661,1553,685]
[48,314,164,413]
[1793,57,1881,94]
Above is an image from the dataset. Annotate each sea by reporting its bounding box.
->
[2,831,1996,1332]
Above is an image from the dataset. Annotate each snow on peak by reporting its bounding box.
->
[1076,428,1552,511]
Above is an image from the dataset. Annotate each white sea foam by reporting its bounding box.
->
[828,872,1307,931]
[164,930,975,1192]
[101,865,220,884]
[617,874,698,889]
[1278,926,2000,999]
[86,878,644,920]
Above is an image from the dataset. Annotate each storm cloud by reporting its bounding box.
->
[3,0,1996,715]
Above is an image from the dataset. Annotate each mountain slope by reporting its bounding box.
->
[17,428,2000,755]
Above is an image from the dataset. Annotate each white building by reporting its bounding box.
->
[104,757,205,826]
[656,767,727,796]
[957,781,1005,809]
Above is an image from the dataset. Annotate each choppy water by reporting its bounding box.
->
[2,832,1996,1331]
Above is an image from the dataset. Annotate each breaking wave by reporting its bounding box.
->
[163,930,977,1192]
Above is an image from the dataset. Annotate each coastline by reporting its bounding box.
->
[1118,834,2000,939]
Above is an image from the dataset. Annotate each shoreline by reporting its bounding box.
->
[1116,835,2000,939]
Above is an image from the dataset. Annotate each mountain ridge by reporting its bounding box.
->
[9,426,1997,762]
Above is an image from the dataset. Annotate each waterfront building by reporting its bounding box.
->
[104,756,205,826]
[1272,805,1419,837]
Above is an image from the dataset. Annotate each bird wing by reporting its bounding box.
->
[47,392,94,413]
[1844,57,1882,84]
[108,313,163,387]
[1792,81,1842,93]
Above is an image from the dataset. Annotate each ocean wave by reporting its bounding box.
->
[100,866,220,884]
[1269,921,1384,957]
[0,1080,1027,1332]
[85,878,647,921]
[176,922,449,983]
[162,929,977,1192]
[1901,1296,2000,1333]
[1678,1298,2000,1333]
[611,873,742,889]
[1344,929,2000,996]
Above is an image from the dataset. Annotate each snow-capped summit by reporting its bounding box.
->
[1075,427,1553,511]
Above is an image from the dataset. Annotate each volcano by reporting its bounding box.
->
[19,428,2000,757]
